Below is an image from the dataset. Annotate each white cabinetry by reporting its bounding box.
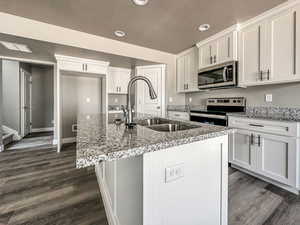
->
[198,31,237,70]
[108,67,131,94]
[229,116,300,193]
[239,4,300,86]
[176,47,198,93]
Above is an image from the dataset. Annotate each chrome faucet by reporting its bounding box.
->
[122,76,157,128]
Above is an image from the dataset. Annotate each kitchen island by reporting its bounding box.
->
[76,113,232,225]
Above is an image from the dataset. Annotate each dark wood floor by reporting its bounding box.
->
[0,144,299,225]
[0,144,108,225]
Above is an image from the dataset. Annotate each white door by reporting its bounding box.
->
[256,132,297,186]
[269,7,300,82]
[21,69,32,137]
[230,129,256,171]
[136,65,165,117]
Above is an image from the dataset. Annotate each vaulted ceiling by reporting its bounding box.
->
[0,0,286,53]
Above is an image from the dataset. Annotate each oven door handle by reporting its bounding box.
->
[223,66,228,82]
[190,112,227,120]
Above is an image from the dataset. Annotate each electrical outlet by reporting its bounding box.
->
[114,98,118,103]
[165,163,184,183]
[265,94,272,103]
[86,97,91,103]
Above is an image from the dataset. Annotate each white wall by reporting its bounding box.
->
[2,60,20,132]
[62,73,102,138]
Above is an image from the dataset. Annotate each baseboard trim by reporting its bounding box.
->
[231,164,299,195]
[31,127,54,133]
[95,165,119,225]
[2,125,21,141]
[0,144,4,152]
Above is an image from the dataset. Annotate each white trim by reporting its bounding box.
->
[52,139,58,145]
[0,55,55,66]
[0,144,4,152]
[239,0,300,29]
[95,164,119,225]
[62,137,76,144]
[20,68,32,137]
[31,127,54,133]
[196,24,238,47]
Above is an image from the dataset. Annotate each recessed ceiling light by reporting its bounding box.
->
[0,41,32,53]
[114,30,126,37]
[198,24,210,32]
[132,0,149,6]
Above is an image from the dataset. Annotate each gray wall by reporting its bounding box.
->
[2,60,20,132]
[62,74,102,138]
[31,65,54,129]
[186,82,300,108]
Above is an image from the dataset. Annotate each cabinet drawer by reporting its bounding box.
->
[168,111,190,121]
[228,116,300,137]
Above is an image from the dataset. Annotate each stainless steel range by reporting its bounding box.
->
[190,97,246,126]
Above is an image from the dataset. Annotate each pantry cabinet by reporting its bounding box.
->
[228,116,300,193]
[198,31,236,70]
[239,4,300,86]
[176,47,198,93]
[108,67,131,94]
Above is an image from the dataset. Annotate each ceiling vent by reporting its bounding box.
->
[0,41,32,53]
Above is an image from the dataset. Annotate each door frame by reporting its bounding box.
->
[20,68,32,137]
[135,64,166,118]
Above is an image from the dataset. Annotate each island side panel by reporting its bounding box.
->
[143,135,228,225]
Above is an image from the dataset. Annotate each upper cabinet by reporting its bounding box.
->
[239,3,300,87]
[55,55,109,75]
[198,31,237,70]
[108,67,131,94]
[176,47,198,93]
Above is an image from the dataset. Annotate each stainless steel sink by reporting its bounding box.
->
[138,118,171,126]
[145,123,201,132]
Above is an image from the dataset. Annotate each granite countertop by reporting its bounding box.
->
[76,113,233,168]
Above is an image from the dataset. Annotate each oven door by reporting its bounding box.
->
[190,112,227,126]
[198,61,236,89]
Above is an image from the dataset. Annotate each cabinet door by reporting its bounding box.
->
[118,70,131,94]
[218,33,233,63]
[59,60,84,73]
[185,50,198,91]
[256,133,297,186]
[199,43,212,69]
[176,56,186,92]
[239,23,262,85]
[269,7,300,82]
[108,68,118,94]
[230,129,256,171]
[210,41,218,65]
[86,63,106,74]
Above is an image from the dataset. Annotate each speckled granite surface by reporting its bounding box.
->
[76,113,232,168]
[228,106,300,122]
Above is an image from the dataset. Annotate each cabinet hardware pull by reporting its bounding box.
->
[249,123,264,127]
[267,69,270,80]
[258,25,261,74]
[228,37,230,58]
[119,87,121,92]
[82,64,85,71]
[250,134,254,145]
[257,135,261,147]
[214,55,217,63]
[260,70,263,81]
[210,56,213,64]
[187,84,189,90]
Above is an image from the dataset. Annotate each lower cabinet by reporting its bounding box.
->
[230,129,298,191]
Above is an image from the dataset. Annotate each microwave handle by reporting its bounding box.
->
[223,67,228,82]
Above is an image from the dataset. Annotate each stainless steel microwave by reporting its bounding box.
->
[198,61,237,89]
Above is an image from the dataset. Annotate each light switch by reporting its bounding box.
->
[265,94,272,103]
[165,163,184,183]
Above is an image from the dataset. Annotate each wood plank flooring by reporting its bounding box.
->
[0,144,108,225]
[0,144,299,225]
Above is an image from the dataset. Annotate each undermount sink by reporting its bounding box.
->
[138,118,201,132]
